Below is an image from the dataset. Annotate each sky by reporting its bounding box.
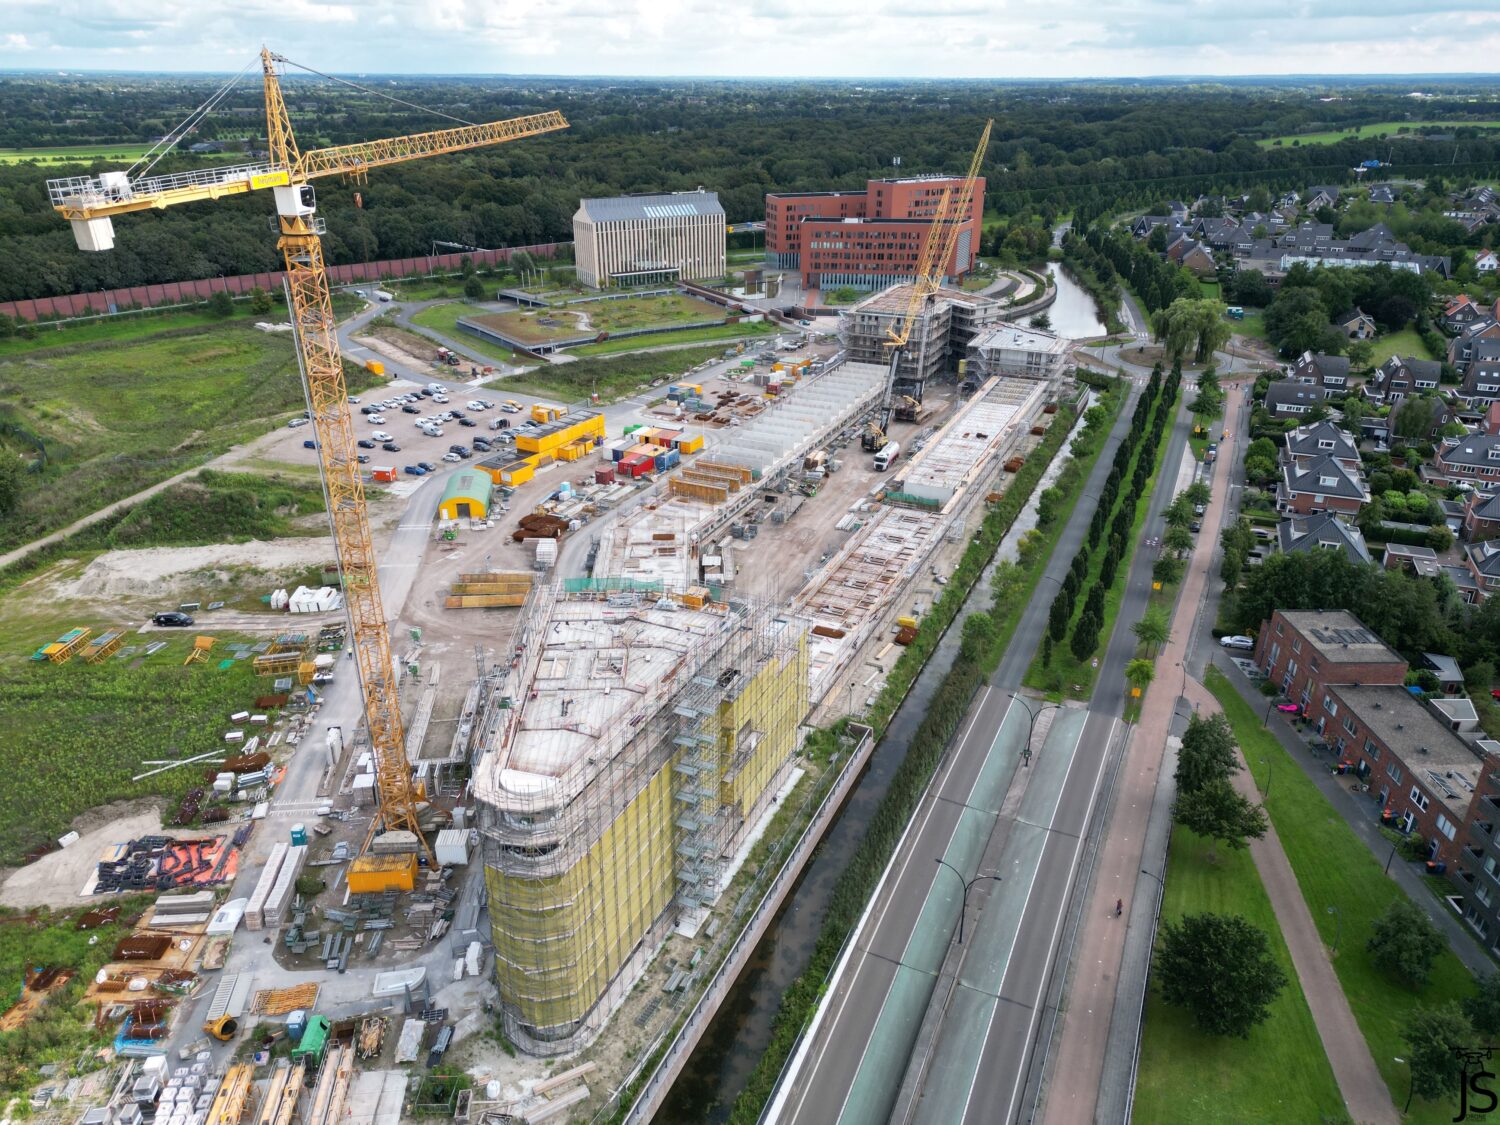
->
[4,0,1500,78]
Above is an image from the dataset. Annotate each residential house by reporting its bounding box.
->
[1480,402,1500,436]
[1421,653,1466,696]
[1368,185,1398,205]
[1449,320,1500,375]
[1430,433,1500,485]
[1384,543,1481,602]
[1264,381,1328,419]
[1253,609,1408,712]
[1276,511,1371,564]
[1305,186,1342,211]
[1179,242,1218,278]
[1130,214,1182,240]
[1467,539,1500,601]
[1278,453,1370,515]
[1282,419,1361,470]
[1451,755,1500,950]
[1464,491,1500,542]
[1327,683,1482,866]
[1442,295,1488,333]
[1288,352,1353,393]
[1166,200,1191,220]
[1335,308,1378,340]
[1460,340,1500,408]
[1478,250,1499,275]
[1366,355,1442,404]
[1378,394,1457,444]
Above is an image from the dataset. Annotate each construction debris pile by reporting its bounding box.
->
[92,837,239,894]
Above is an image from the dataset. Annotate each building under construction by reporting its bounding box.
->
[839,284,1006,403]
[471,583,807,1054]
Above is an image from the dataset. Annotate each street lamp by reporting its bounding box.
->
[1009,693,1058,768]
[1327,905,1342,955]
[1140,867,1165,887]
[1260,756,1273,800]
[934,859,1001,946]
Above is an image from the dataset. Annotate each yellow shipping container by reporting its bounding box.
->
[348,854,417,894]
[676,433,704,455]
[364,359,385,376]
[500,458,536,487]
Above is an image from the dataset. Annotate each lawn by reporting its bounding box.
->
[454,294,730,351]
[1231,309,1270,345]
[1257,121,1500,147]
[568,321,776,357]
[1369,327,1435,367]
[0,632,270,864]
[1199,279,1222,300]
[1205,665,1478,1125]
[1134,824,1347,1125]
[0,143,237,165]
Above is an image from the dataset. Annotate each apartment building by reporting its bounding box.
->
[1253,609,1407,715]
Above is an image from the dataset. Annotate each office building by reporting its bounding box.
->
[573,191,726,288]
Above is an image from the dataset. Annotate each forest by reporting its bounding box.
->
[2,72,1500,300]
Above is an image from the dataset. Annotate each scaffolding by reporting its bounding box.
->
[471,585,807,1056]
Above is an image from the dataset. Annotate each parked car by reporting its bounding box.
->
[356,454,370,464]
[448,444,468,454]
[427,382,447,392]
[442,452,461,463]
[1189,520,1202,532]
[450,409,466,418]
[367,415,386,425]
[357,439,376,449]
[287,417,310,429]
[371,431,393,442]
[466,400,488,411]
[459,417,477,427]
[382,442,401,452]
[302,439,317,450]
[404,465,425,476]
[313,671,335,685]
[1219,635,1255,650]
[349,396,362,404]
[402,404,421,414]
[1276,703,1302,715]
[153,611,194,627]
[419,387,436,397]
[360,405,380,415]
[488,418,509,431]
[433,394,450,404]
[472,438,493,452]
[417,461,437,473]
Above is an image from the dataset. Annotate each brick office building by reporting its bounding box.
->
[765,175,985,291]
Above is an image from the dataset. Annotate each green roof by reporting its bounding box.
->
[440,471,492,506]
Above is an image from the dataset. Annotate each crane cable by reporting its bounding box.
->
[127,57,257,181]
[273,54,478,128]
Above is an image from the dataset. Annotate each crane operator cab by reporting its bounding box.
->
[274,183,317,219]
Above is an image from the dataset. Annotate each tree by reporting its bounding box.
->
[1338,394,1370,434]
[1367,898,1444,986]
[1132,605,1170,655]
[1165,525,1195,556]
[1030,312,1052,331]
[1048,594,1072,644]
[1464,972,1500,1037]
[1174,779,1269,850]
[510,249,535,277]
[1184,481,1212,508]
[1346,338,1374,371]
[1263,285,1330,355]
[1165,494,1193,529]
[1125,658,1155,697]
[1071,611,1100,663]
[1403,1003,1474,1112]
[1243,436,1279,484]
[206,290,234,317]
[1393,395,1442,443]
[1176,712,1239,796]
[1156,912,1288,1038]
[463,275,486,300]
[0,451,23,519]
[1153,555,1185,585]
[247,286,272,314]
[1154,297,1230,364]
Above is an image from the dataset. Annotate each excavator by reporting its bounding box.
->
[47,51,567,862]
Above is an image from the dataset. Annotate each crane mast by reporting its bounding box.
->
[47,50,569,862]
[868,121,992,448]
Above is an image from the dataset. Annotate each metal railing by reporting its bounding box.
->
[47,163,276,208]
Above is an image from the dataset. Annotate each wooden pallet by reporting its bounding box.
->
[252,982,319,1015]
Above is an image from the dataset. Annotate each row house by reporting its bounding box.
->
[1253,609,1407,713]
[1442,294,1488,333]
[1277,453,1370,515]
[1282,419,1361,471]
[1465,540,1500,601]
[1459,339,1500,408]
[1365,354,1441,404]
[1328,684,1483,867]
[1452,755,1500,951]
[1382,543,1482,603]
[1287,352,1353,393]
[1449,320,1500,376]
[1428,433,1500,485]
[1264,381,1328,419]
[1276,511,1371,564]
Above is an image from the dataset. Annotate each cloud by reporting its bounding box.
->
[0,0,1495,76]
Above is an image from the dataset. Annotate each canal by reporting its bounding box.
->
[1045,261,1107,340]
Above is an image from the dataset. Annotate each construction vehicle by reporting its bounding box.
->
[875,121,993,434]
[893,394,926,424]
[204,1014,239,1041]
[860,420,887,452]
[46,51,566,865]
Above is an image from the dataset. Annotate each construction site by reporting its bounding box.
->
[1,87,1087,1125]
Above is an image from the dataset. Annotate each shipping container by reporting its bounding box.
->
[676,433,705,455]
[363,359,385,376]
[595,466,617,485]
[371,466,397,482]
[348,854,417,894]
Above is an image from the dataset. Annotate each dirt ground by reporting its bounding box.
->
[353,328,437,372]
[0,799,168,909]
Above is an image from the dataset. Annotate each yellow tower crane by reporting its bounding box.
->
[47,50,568,860]
[867,120,992,444]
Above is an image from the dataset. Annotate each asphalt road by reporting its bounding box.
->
[770,379,1147,1125]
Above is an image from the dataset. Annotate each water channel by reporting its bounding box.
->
[1044,261,1107,340]
[661,401,1091,1122]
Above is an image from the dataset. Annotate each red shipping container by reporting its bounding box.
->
[595,466,616,485]
[372,466,397,482]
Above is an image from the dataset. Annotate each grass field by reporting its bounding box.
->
[1231,309,1271,346]
[1134,824,1346,1124]
[1205,665,1479,1125]
[462,293,727,348]
[0,318,375,556]
[405,303,530,366]
[1369,326,1436,366]
[487,343,730,402]
[1257,121,1500,148]
[0,143,238,166]
[0,632,268,864]
[569,321,777,357]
